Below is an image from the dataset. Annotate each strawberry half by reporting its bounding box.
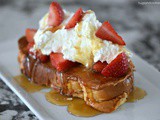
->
[50,52,78,72]
[25,28,37,43]
[95,21,125,45]
[101,52,129,77]
[27,42,34,51]
[93,61,108,72]
[48,2,64,27]
[26,40,48,62]
[36,50,49,63]
[65,8,83,29]
[27,42,35,56]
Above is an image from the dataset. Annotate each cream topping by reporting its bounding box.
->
[33,10,131,67]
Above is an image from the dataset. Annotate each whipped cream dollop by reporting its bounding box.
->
[33,10,131,67]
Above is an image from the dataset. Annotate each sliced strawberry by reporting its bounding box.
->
[27,42,34,51]
[101,52,129,77]
[50,52,78,72]
[48,2,64,27]
[25,28,37,43]
[26,42,48,62]
[95,21,125,45]
[93,61,108,72]
[65,8,83,29]
[36,50,49,63]
[27,42,35,55]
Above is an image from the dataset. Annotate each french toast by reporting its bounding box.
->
[18,1,135,113]
[18,37,134,113]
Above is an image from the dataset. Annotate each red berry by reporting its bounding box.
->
[65,8,83,29]
[27,42,48,62]
[48,2,64,27]
[50,52,78,72]
[36,50,49,63]
[25,28,37,43]
[27,42,35,55]
[96,21,125,45]
[27,42,34,51]
[101,53,129,77]
[93,61,108,72]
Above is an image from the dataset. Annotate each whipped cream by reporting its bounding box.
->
[33,10,131,67]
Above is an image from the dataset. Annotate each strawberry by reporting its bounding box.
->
[50,52,78,72]
[27,42,35,56]
[93,61,108,72]
[65,8,83,29]
[48,2,64,27]
[27,41,48,62]
[101,52,129,77]
[36,50,49,63]
[27,42,34,51]
[95,21,125,45]
[25,28,37,43]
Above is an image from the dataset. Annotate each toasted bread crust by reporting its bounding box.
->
[18,37,134,113]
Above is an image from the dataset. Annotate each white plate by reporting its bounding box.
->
[0,39,160,120]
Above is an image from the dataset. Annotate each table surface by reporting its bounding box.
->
[0,0,160,120]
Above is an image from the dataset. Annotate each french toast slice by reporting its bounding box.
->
[18,37,134,113]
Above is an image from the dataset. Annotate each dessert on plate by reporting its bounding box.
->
[18,1,135,113]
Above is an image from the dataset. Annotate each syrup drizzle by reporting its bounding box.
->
[127,86,147,102]
[14,75,147,117]
[45,90,101,117]
[45,90,73,106]
[46,87,147,117]
[14,74,47,93]
[67,98,102,117]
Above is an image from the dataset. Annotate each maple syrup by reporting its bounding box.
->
[14,74,47,93]
[45,90,101,117]
[127,86,147,102]
[46,25,62,33]
[45,90,73,106]
[67,98,102,117]
[13,74,147,117]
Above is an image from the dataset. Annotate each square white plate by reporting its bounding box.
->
[0,39,160,120]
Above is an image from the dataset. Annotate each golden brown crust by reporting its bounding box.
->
[18,37,134,113]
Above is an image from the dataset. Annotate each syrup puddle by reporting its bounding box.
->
[45,91,73,106]
[127,86,147,102]
[67,99,102,117]
[46,86,147,117]
[13,75,147,117]
[14,74,48,93]
[45,91,101,117]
